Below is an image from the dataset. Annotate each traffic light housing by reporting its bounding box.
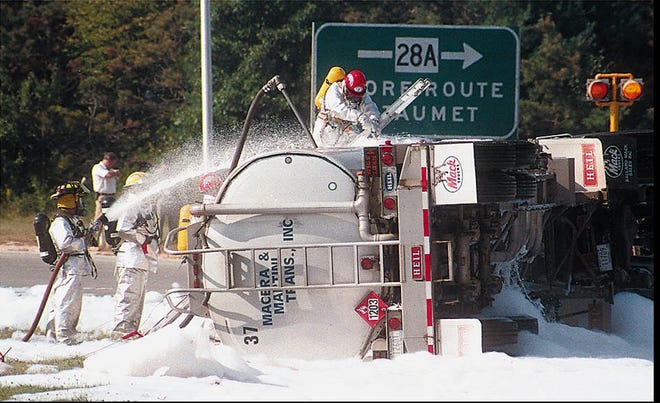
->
[586,79,611,102]
[618,78,643,102]
[586,73,644,132]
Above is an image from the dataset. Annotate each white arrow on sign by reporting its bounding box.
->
[358,42,482,70]
[441,43,482,69]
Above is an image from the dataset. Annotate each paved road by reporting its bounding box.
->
[0,249,188,296]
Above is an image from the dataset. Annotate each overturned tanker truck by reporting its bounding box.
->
[161,75,653,360]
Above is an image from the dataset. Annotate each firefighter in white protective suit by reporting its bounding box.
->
[312,69,381,147]
[45,181,98,345]
[111,171,160,337]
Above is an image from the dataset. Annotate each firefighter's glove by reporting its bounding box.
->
[87,215,108,237]
[368,116,381,137]
[358,113,370,129]
[358,113,379,135]
[85,215,106,246]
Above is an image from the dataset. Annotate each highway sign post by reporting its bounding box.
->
[312,23,520,139]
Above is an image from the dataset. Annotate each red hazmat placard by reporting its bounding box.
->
[354,291,388,328]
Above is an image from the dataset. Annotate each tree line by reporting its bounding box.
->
[0,0,654,213]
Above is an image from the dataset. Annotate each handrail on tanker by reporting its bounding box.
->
[163,223,399,256]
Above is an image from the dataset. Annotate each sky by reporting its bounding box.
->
[0,283,653,401]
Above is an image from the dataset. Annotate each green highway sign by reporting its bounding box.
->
[312,23,520,139]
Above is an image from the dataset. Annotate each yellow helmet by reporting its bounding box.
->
[124,171,146,188]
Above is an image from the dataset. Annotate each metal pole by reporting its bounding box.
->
[201,0,213,169]
[609,103,619,132]
[608,76,619,132]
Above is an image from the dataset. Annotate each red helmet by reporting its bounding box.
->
[344,70,367,98]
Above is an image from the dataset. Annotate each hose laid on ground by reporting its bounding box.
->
[22,253,69,342]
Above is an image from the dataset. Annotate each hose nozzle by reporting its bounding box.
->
[262,75,281,93]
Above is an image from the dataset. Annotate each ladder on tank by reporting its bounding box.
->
[161,238,403,316]
[379,77,431,129]
[220,240,402,291]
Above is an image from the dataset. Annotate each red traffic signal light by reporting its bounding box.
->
[586,79,611,101]
[618,78,643,102]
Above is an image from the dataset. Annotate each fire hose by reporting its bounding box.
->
[230,75,316,174]
[22,253,69,342]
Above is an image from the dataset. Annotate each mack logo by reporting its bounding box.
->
[383,170,396,192]
[603,145,623,179]
[441,156,463,193]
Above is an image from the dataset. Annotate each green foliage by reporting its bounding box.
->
[0,0,654,202]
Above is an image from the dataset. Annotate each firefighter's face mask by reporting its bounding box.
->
[57,194,77,210]
[346,93,363,108]
[57,194,87,216]
[344,88,364,108]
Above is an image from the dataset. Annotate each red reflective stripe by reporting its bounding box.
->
[420,149,435,354]
[420,166,428,192]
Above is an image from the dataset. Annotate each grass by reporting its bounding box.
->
[1,355,85,375]
[0,326,89,400]
[0,351,87,400]
[0,385,78,401]
[0,213,35,245]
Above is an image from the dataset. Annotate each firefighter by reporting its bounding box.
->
[111,171,160,337]
[45,181,97,345]
[312,69,381,147]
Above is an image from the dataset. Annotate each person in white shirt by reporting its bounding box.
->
[312,69,381,147]
[91,152,120,248]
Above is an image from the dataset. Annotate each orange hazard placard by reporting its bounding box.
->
[354,291,388,328]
